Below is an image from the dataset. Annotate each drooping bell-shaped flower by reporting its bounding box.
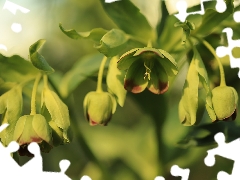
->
[13,114,52,156]
[83,91,117,126]
[117,47,178,94]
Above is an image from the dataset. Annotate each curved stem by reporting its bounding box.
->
[30,73,42,115]
[96,56,108,93]
[192,36,226,86]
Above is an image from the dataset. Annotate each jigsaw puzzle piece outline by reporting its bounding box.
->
[204,132,240,180]
[174,0,227,22]
[216,28,240,78]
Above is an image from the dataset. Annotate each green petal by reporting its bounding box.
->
[124,60,148,93]
[147,63,169,94]
[32,114,51,144]
[133,47,164,58]
[117,48,139,70]
[13,115,27,142]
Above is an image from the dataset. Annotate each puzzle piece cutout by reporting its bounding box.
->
[216,28,240,78]
[204,132,240,180]
[0,123,92,180]
[154,165,190,180]
[0,0,30,52]
[174,0,226,22]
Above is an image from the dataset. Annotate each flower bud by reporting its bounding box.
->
[211,86,238,121]
[83,91,117,126]
[13,114,52,156]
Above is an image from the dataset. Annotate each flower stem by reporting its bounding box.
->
[30,73,42,115]
[43,74,49,89]
[96,56,108,93]
[193,36,226,86]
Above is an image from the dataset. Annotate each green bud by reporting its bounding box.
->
[13,114,52,156]
[117,47,178,94]
[83,91,117,126]
[211,86,238,121]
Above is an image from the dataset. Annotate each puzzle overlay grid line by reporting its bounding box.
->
[1,0,240,179]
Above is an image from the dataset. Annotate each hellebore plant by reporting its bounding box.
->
[117,46,178,94]
[179,36,238,126]
[13,114,52,157]
[201,39,238,122]
[13,74,52,156]
[83,56,117,126]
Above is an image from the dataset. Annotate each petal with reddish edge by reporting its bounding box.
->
[147,63,169,94]
[124,60,148,93]
[89,119,98,126]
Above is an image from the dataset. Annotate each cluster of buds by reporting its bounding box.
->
[83,47,178,125]
[179,47,238,126]
[0,75,70,156]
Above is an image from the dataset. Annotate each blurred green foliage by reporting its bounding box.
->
[1,0,240,180]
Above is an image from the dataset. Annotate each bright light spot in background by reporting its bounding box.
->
[80,175,92,180]
[154,176,165,180]
[11,23,22,33]
[0,44,8,51]
[0,0,30,54]
[105,0,120,3]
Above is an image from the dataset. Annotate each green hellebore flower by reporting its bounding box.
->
[83,91,117,126]
[117,47,178,94]
[211,86,238,121]
[13,114,52,156]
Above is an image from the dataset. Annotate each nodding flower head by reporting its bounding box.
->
[117,47,178,94]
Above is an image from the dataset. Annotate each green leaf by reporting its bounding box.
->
[59,53,105,98]
[193,0,234,37]
[158,16,183,52]
[29,39,55,74]
[99,0,154,40]
[0,54,38,83]
[107,56,127,107]
[193,48,216,120]
[0,87,23,145]
[59,23,108,42]
[43,87,70,141]
[95,29,129,57]
[179,57,199,126]
[0,87,22,123]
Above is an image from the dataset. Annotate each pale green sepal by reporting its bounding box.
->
[32,114,52,144]
[43,88,70,136]
[107,57,127,107]
[117,48,139,70]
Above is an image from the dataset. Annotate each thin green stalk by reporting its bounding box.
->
[43,74,49,89]
[192,36,226,86]
[96,56,108,93]
[30,73,42,115]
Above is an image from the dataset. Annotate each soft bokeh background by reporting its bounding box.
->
[1,0,240,180]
